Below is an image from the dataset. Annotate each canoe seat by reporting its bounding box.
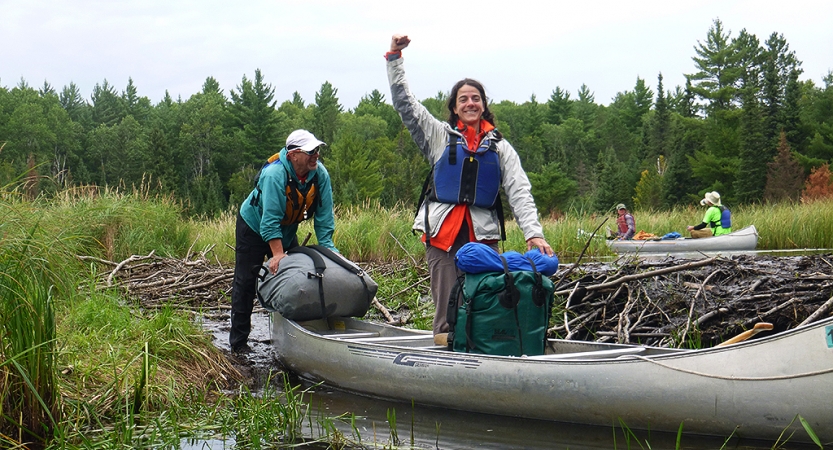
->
[320,331,380,339]
[527,347,646,360]
[349,335,435,344]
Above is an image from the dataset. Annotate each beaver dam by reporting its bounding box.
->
[81,251,833,350]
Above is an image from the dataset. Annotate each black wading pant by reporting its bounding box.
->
[229,213,297,350]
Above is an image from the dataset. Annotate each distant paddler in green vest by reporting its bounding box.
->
[687,191,732,238]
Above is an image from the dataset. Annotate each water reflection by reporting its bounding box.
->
[296,383,815,450]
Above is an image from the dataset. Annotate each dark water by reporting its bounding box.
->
[199,313,820,450]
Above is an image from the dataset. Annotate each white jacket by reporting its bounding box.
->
[387,57,544,247]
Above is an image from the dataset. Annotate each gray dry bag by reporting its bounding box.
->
[256,245,377,321]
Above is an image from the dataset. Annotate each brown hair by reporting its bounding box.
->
[446,78,497,129]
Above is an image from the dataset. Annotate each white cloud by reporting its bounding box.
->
[2,0,831,108]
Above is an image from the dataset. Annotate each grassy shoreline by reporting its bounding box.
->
[2,188,832,447]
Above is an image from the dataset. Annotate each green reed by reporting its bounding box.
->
[1,211,65,447]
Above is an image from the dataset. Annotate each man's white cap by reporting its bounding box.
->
[286,129,326,151]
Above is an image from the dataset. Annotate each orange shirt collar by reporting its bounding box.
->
[456,119,494,150]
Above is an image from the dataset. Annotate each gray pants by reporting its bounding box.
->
[425,230,498,335]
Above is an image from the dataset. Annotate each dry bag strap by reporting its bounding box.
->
[287,246,328,324]
[308,245,373,305]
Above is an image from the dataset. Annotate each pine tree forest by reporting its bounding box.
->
[2,20,832,217]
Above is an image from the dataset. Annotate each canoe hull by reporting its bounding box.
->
[608,225,758,254]
[272,313,833,442]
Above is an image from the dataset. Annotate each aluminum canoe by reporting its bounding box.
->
[608,225,758,254]
[271,311,833,443]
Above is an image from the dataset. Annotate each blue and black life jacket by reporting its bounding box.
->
[708,205,731,230]
[250,153,319,225]
[416,132,506,244]
[720,205,731,229]
[428,134,501,208]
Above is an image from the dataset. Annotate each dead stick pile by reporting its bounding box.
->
[78,247,234,309]
[551,253,833,347]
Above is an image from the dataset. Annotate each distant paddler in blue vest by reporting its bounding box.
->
[230,129,337,354]
[386,34,553,337]
[687,191,732,238]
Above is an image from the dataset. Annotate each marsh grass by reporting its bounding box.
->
[190,197,833,266]
[1,211,65,447]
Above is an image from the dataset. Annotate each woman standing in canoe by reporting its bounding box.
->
[385,34,553,337]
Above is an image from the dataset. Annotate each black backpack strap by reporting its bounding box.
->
[448,132,457,165]
[495,194,506,241]
[497,256,520,309]
[446,275,465,350]
[287,246,328,322]
[464,295,476,352]
[527,257,547,307]
[414,166,434,244]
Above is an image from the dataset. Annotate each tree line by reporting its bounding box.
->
[1,19,832,218]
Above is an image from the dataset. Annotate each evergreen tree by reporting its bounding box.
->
[122,77,151,124]
[277,92,313,135]
[688,18,744,115]
[202,77,223,96]
[760,30,802,148]
[527,162,577,215]
[59,82,91,127]
[633,160,665,211]
[593,146,628,212]
[646,73,671,161]
[188,170,226,217]
[354,89,402,139]
[38,81,55,97]
[735,66,768,204]
[616,77,653,133]
[228,69,282,165]
[179,90,230,182]
[662,117,700,207]
[782,69,803,148]
[329,132,383,205]
[312,81,343,152]
[574,84,597,127]
[90,79,123,127]
[546,87,572,125]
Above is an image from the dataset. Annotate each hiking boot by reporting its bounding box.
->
[231,343,252,355]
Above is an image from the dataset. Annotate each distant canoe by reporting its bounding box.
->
[608,225,758,254]
[271,312,833,442]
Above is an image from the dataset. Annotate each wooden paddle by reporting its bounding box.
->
[716,322,773,347]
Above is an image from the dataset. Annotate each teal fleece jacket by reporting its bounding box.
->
[239,148,336,251]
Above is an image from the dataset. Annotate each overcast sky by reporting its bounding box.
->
[3,0,832,109]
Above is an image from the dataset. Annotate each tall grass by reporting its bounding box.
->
[190,197,833,265]
[1,208,63,447]
[0,186,236,447]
